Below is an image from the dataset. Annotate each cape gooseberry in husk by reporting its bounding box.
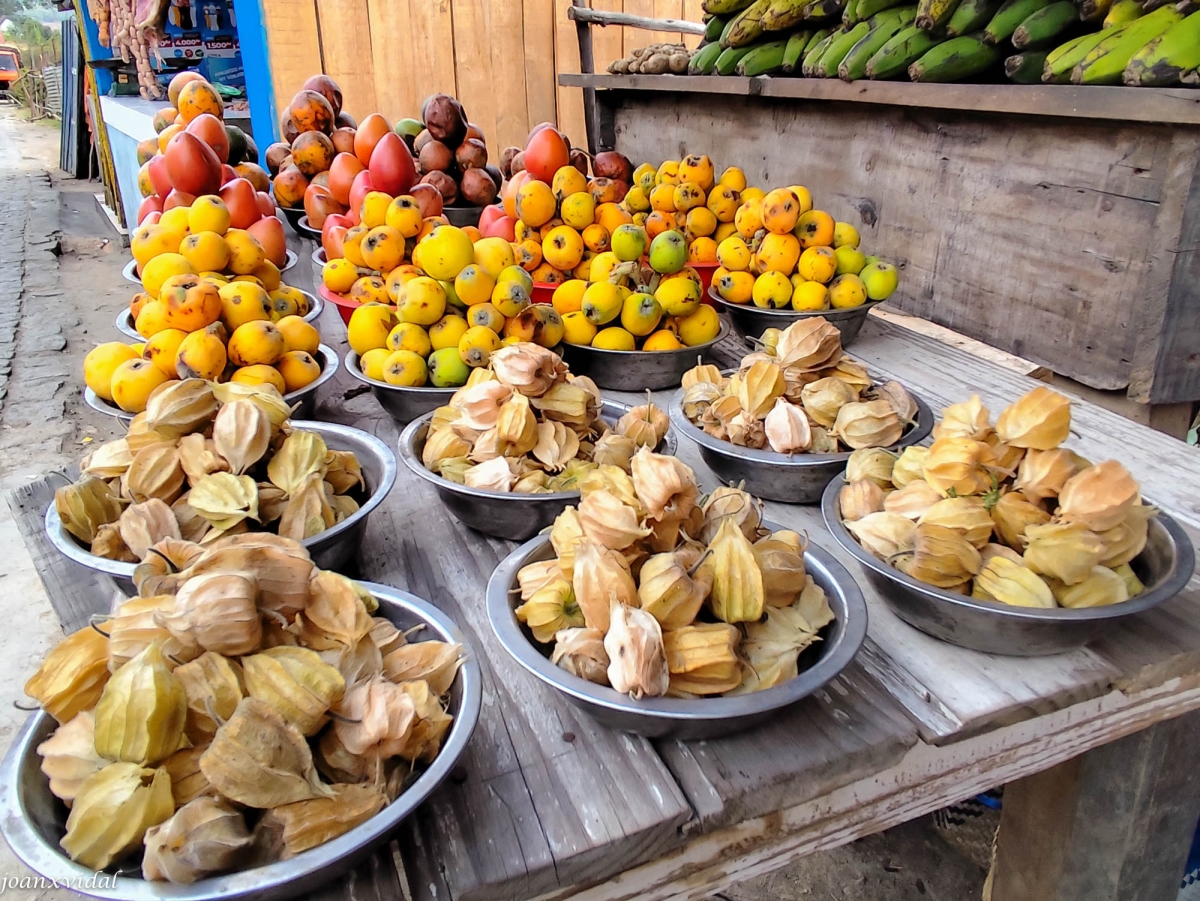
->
[142,796,253,884]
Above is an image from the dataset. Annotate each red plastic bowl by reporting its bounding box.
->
[318,283,361,325]
[692,262,719,304]
[531,282,556,305]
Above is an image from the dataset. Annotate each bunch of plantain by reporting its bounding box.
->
[25,534,465,880]
[838,386,1156,608]
[516,446,836,699]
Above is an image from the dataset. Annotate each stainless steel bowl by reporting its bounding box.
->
[278,204,306,234]
[122,250,299,285]
[668,383,932,504]
[114,291,325,340]
[397,400,676,541]
[487,525,868,739]
[46,419,397,592]
[557,322,730,391]
[295,215,322,240]
[0,582,481,901]
[344,352,458,425]
[707,287,880,347]
[820,478,1197,656]
[84,344,340,425]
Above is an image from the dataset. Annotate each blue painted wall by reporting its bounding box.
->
[231,0,279,167]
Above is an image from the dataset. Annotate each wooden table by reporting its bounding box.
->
[14,245,1200,901]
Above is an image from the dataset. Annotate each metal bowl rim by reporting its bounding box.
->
[122,250,299,283]
[706,285,883,321]
[295,216,323,240]
[0,582,482,901]
[45,418,396,580]
[486,528,868,720]
[819,476,1196,623]
[560,320,729,360]
[343,351,461,399]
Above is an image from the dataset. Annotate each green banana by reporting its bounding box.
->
[857,0,909,18]
[723,0,773,46]
[984,0,1052,43]
[1103,0,1143,28]
[844,0,863,22]
[704,15,729,42]
[763,0,813,29]
[916,0,963,33]
[782,29,815,70]
[1042,30,1109,80]
[703,0,756,14]
[1073,5,1183,83]
[738,38,791,73]
[803,0,849,18]
[1078,0,1113,22]
[866,23,943,75]
[817,20,873,73]
[1005,49,1050,80]
[1012,1,1078,48]
[690,41,726,74]
[716,44,757,73]
[909,31,1003,79]
[839,7,919,78]
[802,29,841,72]
[1124,10,1200,85]
[946,0,1004,36]
[805,26,834,50]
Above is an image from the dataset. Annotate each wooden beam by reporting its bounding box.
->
[568,4,706,34]
[871,308,1052,381]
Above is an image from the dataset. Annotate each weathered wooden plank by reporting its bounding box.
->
[682,0,705,48]
[555,0,589,148]
[260,0,323,125]
[451,0,499,150]
[486,0,532,151]
[523,0,559,137]
[367,0,418,122]
[590,0,628,75]
[314,0,378,120]
[305,844,406,901]
[408,0,458,107]
[562,71,755,94]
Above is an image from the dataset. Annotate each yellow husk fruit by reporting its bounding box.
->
[106,594,181,672]
[800,377,858,429]
[890,445,929,488]
[516,558,564,602]
[995,386,1071,450]
[516,578,584,643]
[899,524,982,590]
[700,485,761,543]
[1013,448,1083,501]
[117,499,181,560]
[162,744,215,805]
[631,447,699,522]
[572,540,638,632]
[845,448,896,488]
[60,762,174,870]
[754,537,807,607]
[1098,504,1157,567]
[1051,565,1130,609]
[1056,460,1141,532]
[188,472,259,533]
[333,677,417,760]
[160,572,263,656]
[144,379,218,438]
[211,381,292,427]
[268,430,330,496]
[490,343,565,397]
[382,641,465,695]
[81,438,132,479]
[707,517,766,624]
[839,480,886,522]
[917,497,995,550]
[1113,563,1145,598]
[142,796,253,883]
[92,522,137,562]
[737,360,787,418]
[242,647,347,737]
[578,489,650,550]
[845,512,917,559]
[775,317,842,371]
[637,549,712,630]
[663,623,742,696]
[972,557,1055,608]
[734,596,828,694]
[883,479,942,521]
[496,393,540,456]
[93,641,188,765]
[55,476,123,544]
[932,395,989,441]
[300,569,374,650]
[604,602,670,699]
[550,627,610,684]
[257,783,387,860]
[990,491,1051,551]
[36,712,106,806]
[125,443,186,504]
[834,400,903,450]
[616,400,670,448]
[1022,521,1105,586]
[922,437,993,497]
[682,362,723,388]
[25,626,110,723]
[764,398,813,453]
[212,400,272,476]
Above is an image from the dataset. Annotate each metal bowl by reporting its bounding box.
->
[707,287,880,347]
[46,419,396,593]
[114,290,324,340]
[487,525,868,739]
[397,400,676,541]
[0,582,481,901]
[278,204,306,233]
[295,215,322,240]
[557,322,730,391]
[820,478,1196,656]
[122,251,299,285]
[84,344,340,425]
[443,205,483,228]
[311,246,327,284]
[344,351,458,425]
[668,382,932,504]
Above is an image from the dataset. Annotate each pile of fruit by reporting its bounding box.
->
[342,227,562,389]
[420,342,669,493]
[680,318,918,452]
[606,42,696,74]
[710,184,898,311]
[516,465,834,697]
[135,71,269,225]
[837,386,1153,607]
[57,379,368,557]
[26,533,461,879]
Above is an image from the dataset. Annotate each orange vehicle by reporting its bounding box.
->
[0,45,20,95]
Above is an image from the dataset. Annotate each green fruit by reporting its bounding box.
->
[860,261,899,300]
[738,39,790,75]
[817,21,872,76]
[946,0,1003,37]
[909,32,1003,81]
[983,0,1052,44]
[839,7,917,80]
[649,231,688,275]
[690,41,725,74]
[1042,30,1109,82]
[1005,50,1050,81]
[716,45,756,74]
[704,14,729,41]
[722,0,773,47]
[1011,1,1078,50]
[1073,4,1183,84]
[1123,9,1200,86]
[866,24,941,78]
[782,29,814,72]
[611,223,648,262]
[394,117,424,140]
[427,346,471,388]
[225,126,249,167]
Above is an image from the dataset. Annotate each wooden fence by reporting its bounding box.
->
[260,0,702,152]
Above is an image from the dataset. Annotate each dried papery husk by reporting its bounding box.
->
[183,538,314,619]
[468,428,501,463]
[918,496,995,550]
[734,601,825,694]
[382,641,464,695]
[490,342,565,397]
[868,380,918,424]
[546,458,597,492]
[200,697,332,807]
[314,728,374,785]
[800,377,858,428]
[319,636,383,687]
[324,450,364,495]
[763,398,812,454]
[278,471,335,539]
[188,472,259,532]
[208,400,271,477]
[754,538,807,607]
[845,448,896,489]
[707,517,766,624]
[107,595,183,672]
[775,317,842,371]
[450,368,497,407]
[268,430,329,496]
[637,550,711,630]
[972,557,1055,608]
[1056,460,1141,532]
[735,360,786,419]
[726,411,767,449]
[144,379,219,438]
[142,796,253,883]
[37,712,106,807]
[126,412,176,454]
[118,499,181,560]
[932,395,990,442]
[390,680,453,763]
[579,461,640,508]
[330,492,359,521]
[422,424,473,468]
[578,489,650,550]
[532,421,580,472]
[60,762,174,870]
[160,572,262,656]
[25,625,110,723]
[591,432,637,470]
[1098,504,1156,567]
[568,373,604,418]
[824,358,873,394]
[496,393,540,456]
[94,642,188,765]
[177,434,231,485]
[161,744,215,806]
[981,543,1024,566]
[1013,448,1083,502]
[257,783,386,860]
[616,401,670,448]
[173,495,212,543]
[370,617,407,657]
[462,456,517,492]
[891,446,929,488]
[995,386,1071,450]
[333,676,418,758]
[845,511,917,559]
[663,623,741,696]
[1023,521,1106,586]
[173,651,244,742]
[884,479,942,521]
[91,523,137,562]
[983,432,1025,477]
[211,381,292,429]
[708,393,745,427]
[56,475,124,544]
[572,540,637,632]
[605,602,669,699]
[899,524,982,590]
[300,570,373,651]
[516,578,584,643]
[922,437,993,497]
[124,443,186,505]
[682,382,722,424]
[631,447,699,522]
[700,485,761,543]
[839,480,886,522]
[682,361,723,388]
[82,438,133,479]
[737,351,776,373]
[990,491,1051,551]
[1051,565,1130,609]
[804,427,837,454]
[550,627,610,684]
[1113,563,1145,598]
[532,382,592,426]
[242,646,346,737]
[834,400,903,451]
[258,483,290,523]
[517,559,565,603]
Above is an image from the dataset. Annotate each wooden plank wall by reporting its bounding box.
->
[259,0,697,152]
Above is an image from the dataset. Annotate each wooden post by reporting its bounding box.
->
[991,709,1200,901]
[570,0,601,155]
